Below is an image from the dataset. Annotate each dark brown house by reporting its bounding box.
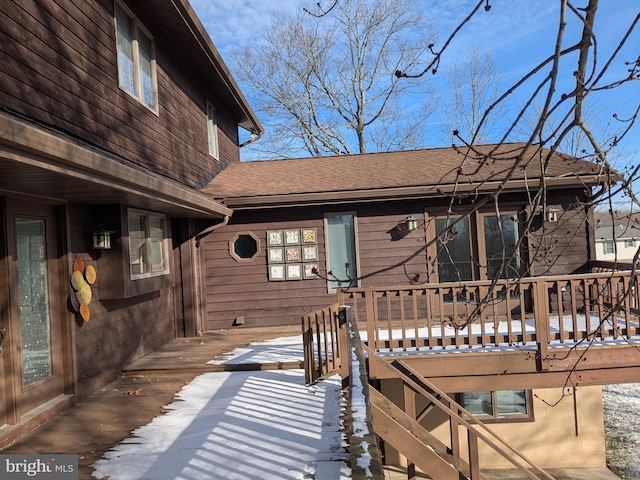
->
[200,144,605,330]
[0,0,261,445]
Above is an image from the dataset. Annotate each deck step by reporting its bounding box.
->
[123,361,305,375]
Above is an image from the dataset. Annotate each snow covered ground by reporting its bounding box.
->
[92,334,638,479]
[92,337,350,480]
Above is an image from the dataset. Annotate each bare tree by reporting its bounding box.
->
[443,49,506,144]
[233,0,437,158]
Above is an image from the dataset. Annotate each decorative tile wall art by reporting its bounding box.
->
[286,264,302,280]
[267,230,283,246]
[268,264,285,281]
[267,227,319,281]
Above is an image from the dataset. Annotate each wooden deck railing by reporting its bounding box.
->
[301,302,341,384]
[337,270,640,356]
[301,267,640,479]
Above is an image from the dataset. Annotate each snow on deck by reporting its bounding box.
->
[369,313,640,355]
[92,337,350,480]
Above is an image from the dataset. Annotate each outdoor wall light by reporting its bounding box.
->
[91,227,114,250]
[545,209,558,223]
[405,215,419,232]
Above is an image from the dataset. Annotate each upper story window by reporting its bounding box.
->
[206,100,220,159]
[128,209,170,279]
[625,238,636,248]
[115,2,158,111]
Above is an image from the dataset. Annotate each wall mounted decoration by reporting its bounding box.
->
[286,264,302,280]
[302,228,317,243]
[302,245,318,261]
[69,257,95,322]
[267,247,284,263]
[285,229,300,245]
[285,246,301,262]
[304,263,319,279]
[268,264,285,281]
[267,227,319,282]
[267,230,283,246]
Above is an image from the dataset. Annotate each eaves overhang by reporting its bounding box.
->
[129,0,263,137]
[220,175,609,210]
[0,111,232,219]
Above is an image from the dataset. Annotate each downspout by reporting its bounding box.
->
[195,214,229,247]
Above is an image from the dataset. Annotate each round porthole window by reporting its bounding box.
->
[230,232,260,262]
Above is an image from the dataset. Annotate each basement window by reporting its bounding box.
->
[458,390,534,423]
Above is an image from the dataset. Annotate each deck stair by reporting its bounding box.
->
[366,347,554,479]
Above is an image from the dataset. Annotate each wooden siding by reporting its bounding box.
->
[527,190,591,277]
[0,0,240,190]
[203,190,592,329]
[68,202,176,397]
[202,208,331,329]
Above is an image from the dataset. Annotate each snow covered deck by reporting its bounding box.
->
[303,270,640,388]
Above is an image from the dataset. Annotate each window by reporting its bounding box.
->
[128,209,169,279]
[432,212,521,282]
[206,100,219,159]
[459,390,533,422]
[625,238,636,248]
[115,2,157,111]
[324,213,358,290]
[229,232,260,262]
[604,241,615,254]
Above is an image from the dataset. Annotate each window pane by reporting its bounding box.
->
[207,101,219,158]
[16,218,53,386]
[233,235,258,259]
[116,7,137,96]
[138,32,156,109]
[460,391,492,416]
[435,217,472,282]
[326,214,357,289]
[496,390,527,416]
[129,212,146,275]
[148,215,165,272]
[604,241,615,254]
[484,215,520,279]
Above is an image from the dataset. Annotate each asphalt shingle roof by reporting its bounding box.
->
[203,143,608,205]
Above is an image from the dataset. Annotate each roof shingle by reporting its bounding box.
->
[203,143,609,206]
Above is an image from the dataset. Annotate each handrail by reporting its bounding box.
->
[364,345,555,479]
[339,270,640,356]
[301,302,341,384]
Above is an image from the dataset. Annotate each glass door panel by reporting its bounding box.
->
[435,217,473,282]
[483,214,520,279]
[16,217,52,387]
[325,213,358,289]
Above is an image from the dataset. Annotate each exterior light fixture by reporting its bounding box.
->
[545,209,558,223]
[405,215,418,232]
[92,227,114,250]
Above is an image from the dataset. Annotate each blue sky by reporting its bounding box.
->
[190,0,639,167]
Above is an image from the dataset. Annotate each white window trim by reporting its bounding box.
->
[114,1,159,113]
[206,100,220,159]
[128,208,170,280]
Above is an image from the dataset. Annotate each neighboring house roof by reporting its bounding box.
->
[203,143,611,209]
[595,225,640,241]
